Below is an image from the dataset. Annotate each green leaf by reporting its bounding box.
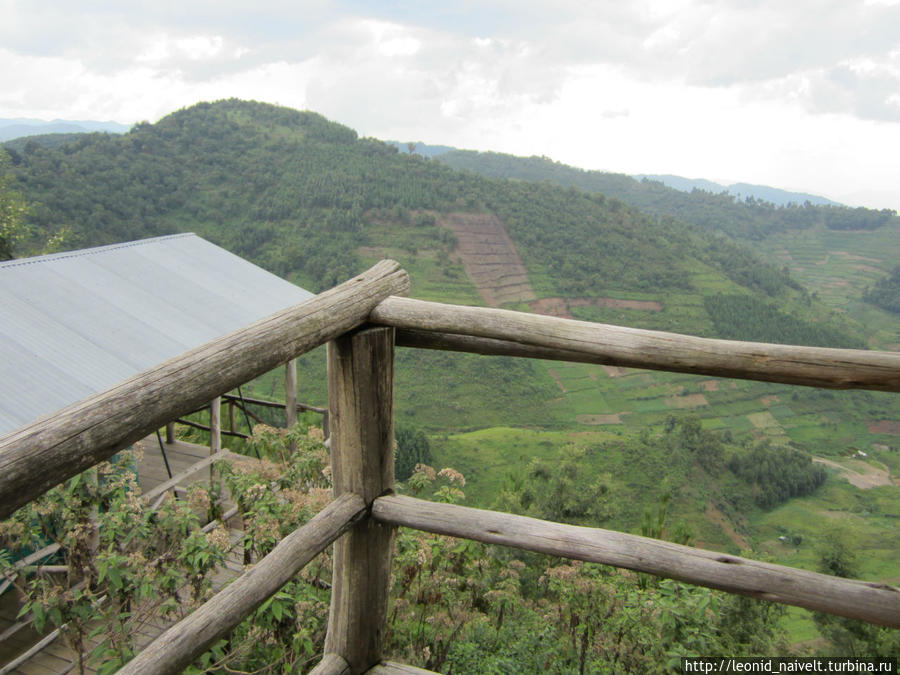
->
[32,604,46,633]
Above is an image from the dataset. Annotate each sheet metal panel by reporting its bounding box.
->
[0,233,314,437]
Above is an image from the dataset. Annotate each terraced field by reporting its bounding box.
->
[439,213,536,306]
[760,222,900,350]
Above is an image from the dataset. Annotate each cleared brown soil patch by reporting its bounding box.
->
[529,296,662,319]
[867,420,900,435]
[601,365,629,378]
[570,297,662,311]
[440,213,536,306]
[760,395,780,406]
[813,457,897,489]
[577,413,627,425]
[665,393,708,409]
[700,380,720,392]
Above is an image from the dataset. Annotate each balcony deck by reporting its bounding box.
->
[0,436,247,675]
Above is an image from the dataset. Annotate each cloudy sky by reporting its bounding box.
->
[3,0,900,209]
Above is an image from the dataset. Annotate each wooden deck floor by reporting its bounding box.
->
[136,434,216,494]
[1,436,247,675]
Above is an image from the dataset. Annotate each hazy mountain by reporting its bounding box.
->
[635,174,840,207]
[386,140,456,158]
[0,118,131,142]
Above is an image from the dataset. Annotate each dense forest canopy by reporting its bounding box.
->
[3,100,800,297]
[863,264,900,315]
[3,98,867,351]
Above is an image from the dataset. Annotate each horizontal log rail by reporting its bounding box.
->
[310,652,352,675]
[119,492,367,675]
[0,260,409,520]
[3,262,899,674]
[221,393,328,415]
[170,416,251,439]
[367,662,440,674]
[372,495,900,628]
[178,394,327,421]
[373,297,900,392]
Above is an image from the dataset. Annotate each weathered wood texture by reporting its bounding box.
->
[366,662,441,675]
[285,358,298,430]
[210,397,221,453]
[0,260,409,520]
[221,393,328,415]
[119,492,367,675]
[372,298,900,392]
[141,449,240,503]
[373,495,900,628]
[325,327,396,672]
[171,416,250,439]
[310,653,352,675]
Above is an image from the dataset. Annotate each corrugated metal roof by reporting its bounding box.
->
[0,233,314,436]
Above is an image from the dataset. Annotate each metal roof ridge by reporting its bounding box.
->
[0,233,197,270]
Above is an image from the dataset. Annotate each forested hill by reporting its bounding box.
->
[439,150,897,240]
[3,99,862,349]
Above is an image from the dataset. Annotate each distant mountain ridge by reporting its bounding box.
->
[437,149,894,240]
[0,118,131,142]
[386,140,457,158]
[386,141,842,209]
[635,174,840,207]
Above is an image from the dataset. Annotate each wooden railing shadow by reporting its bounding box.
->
[0,260,897,675]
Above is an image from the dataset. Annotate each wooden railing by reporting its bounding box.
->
[1,260,898,675]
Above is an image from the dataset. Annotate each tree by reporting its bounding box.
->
[509,445,617,525]
[812,526,900,656]
[394,424,432,482]
[0,149,27,260]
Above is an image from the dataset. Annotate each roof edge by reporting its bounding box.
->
[0,233,197,270]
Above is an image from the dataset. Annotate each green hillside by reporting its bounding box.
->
[4,101,898,650]
[437,149,900,346]
[439,149,898,240]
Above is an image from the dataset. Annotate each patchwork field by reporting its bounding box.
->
[259,210,900,649]
[760,222,900,350]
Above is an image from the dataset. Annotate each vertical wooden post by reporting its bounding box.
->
[210,397,221,453]
[165,422,175,444]
[285,358,298,429]
[324,327,395,673]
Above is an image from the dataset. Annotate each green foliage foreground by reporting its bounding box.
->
[6,425,868,674]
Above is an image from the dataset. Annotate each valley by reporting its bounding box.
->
[3,99,898,653]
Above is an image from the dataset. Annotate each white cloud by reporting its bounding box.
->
[1,1,900,208]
